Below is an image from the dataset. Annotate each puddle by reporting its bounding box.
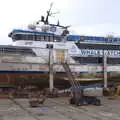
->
[40,107,49,113]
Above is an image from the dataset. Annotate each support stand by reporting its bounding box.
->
[103,50,107,88]
[48,44,54,92]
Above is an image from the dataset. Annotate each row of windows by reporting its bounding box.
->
[67,35,120,42]
[73,57,120,64]
[0,47,36,56]
[107,58,120,64]
[76,43,120,50]
[12,34,62,42]
[73,57,103,64]
[11,68,28,71]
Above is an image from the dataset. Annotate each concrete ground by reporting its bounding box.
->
[0,97,120,120]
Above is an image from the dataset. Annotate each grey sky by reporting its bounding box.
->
[0,0,120,44]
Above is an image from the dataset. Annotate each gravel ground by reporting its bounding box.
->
[0,97,120,120]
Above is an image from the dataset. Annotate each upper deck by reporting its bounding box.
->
[9,29,62,42]
[9,29,120,44]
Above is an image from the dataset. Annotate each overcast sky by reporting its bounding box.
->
[0,0,120,45]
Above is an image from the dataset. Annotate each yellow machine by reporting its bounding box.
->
[28,89,46,107]
[115,85,120,97]
[108,84,120,99]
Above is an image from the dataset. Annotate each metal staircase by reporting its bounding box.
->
[55,48,80,93]
[62,63,80,92]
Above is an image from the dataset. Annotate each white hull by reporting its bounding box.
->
[0,59,120,73]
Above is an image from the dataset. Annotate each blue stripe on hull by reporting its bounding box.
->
[0,70,110,74]
[0,70,64,74]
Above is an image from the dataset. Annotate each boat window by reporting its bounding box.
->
[36,35,41,41]
[0,48,4,52]
[49,36,53,41]
[41,36,44,41]
[4,48,17,53]
[0,46,36,56]
[73,57,120,64]
[41,35,52,42]
[45,36,49,41]
[72,57,103,64]
[12,33,55,42]
[28,35,34,40]
[44,36,46,41]
[12,34,22,40]
[12,34,35,41]
[39,35,54,42]
[54,36,62,42]
[107,58,120,64]
[46,35,54,42]
[76,43,120,50]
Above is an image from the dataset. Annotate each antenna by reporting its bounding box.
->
[45,2,54,24]
[43,3,60,24]
[34,3,70,33]
[35,3,54,25]
[57,20,60,26]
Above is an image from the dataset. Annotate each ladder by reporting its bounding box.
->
[62,63,81,94]
[56,49,81,94]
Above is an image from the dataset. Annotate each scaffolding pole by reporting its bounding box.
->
[103,50,107,88]
[48,44,54,92]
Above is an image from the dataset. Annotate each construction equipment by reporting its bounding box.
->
[108,84,120,99]
[44,88,59,98]
[28,89,46,107]
[62,63,101,106]
[115,85,120,96]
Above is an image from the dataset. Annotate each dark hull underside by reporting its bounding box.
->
[0,71,120,89]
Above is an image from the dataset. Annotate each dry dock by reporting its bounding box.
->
[0,97,120,120]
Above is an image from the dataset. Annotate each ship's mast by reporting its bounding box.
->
[36,3,54,25]
[44,3,53,24]
[37,3,70,29]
